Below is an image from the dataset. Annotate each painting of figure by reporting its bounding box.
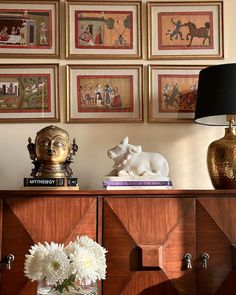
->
[0,9,52,48]
[148,1,223,60]
[75,10,133,49]
[77,75,133,112]
[0,74,50,112]
[158,12,213,50]
[149,65,205,122]
[158,74,198,113]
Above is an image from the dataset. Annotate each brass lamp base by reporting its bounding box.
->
[207,127,236,189]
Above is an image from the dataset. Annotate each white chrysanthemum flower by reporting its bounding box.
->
[24,242,48,281]
[76,236,107,281]
[64,241,77,256]
[70,247,99,285]
[44,241,64,252]
[75,236,107,257]
[42,243,71,285]
[24,236,107,292]
[76,236,95,248]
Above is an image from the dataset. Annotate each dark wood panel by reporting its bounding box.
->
[1,190,236,295]
[1,199,36,295]
[198,198,236,244]
[215,271,236,295]
[197,199,234,295]
[103,197,195,295]
[0,197,97,295]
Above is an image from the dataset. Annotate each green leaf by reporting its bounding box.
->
[106,18,115,30]
[124,15,131,29]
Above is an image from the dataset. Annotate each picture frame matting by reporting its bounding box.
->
[67,64,143,123]
[0,64,60,123]
[66,0,142,59]
[0,0,60,58]
[147,1,223,60]
[148,65,206,123]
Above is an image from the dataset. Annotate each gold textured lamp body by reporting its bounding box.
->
[207,127,236,189]
[194,64,236,189]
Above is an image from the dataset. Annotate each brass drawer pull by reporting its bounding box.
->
[184,253,192,269]
[201,253,209,269]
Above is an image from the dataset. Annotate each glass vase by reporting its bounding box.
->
[37,280,98,295]
[37,280,53,295]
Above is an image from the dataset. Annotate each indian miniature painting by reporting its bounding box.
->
[149,65,204,122]
[158,12,213,50]
[148,1,223,59]
[0,74,50,112]
[158,74,198,112]
[0,9,52,49]
[75,10,133,49]
[67,64,142,122]
[77,75,133,112]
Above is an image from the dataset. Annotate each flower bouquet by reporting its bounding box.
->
[24,236,107,295]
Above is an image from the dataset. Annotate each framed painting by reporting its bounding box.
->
[148,65,205,122]
[67,64,143,123]
[0,0,60,58]
[66,0,142,59]
[147,1,223,59]
[0,64,59,122]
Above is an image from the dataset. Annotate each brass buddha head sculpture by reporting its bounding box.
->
[27,125,78,178]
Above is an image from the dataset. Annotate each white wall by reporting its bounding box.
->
[0,0,233,190]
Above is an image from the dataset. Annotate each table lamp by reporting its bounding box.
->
[194,63,236,189]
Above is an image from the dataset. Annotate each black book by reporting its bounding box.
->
[24,178,78,187]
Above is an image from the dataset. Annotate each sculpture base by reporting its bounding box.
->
[104,176,170,181]
[24,177,79,188]
[103,176,172,190]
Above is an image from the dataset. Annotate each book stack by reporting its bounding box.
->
[103,176,172,190]
[23,177,79,190]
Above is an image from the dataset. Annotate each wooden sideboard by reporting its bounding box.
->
[1,189,236,295]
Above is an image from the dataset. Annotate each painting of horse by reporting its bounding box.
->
[184,21,211,46]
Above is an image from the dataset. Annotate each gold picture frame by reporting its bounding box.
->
[148,65,205,122]
[66,0,142,59]
[67,64,143,123]
[147,1,223,60]
[0,64,59,123]
[0,0,60,58]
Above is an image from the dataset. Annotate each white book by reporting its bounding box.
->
[105,185,172,190]
[104,176,170,181]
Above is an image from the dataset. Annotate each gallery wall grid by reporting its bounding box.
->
[0,0,224,123]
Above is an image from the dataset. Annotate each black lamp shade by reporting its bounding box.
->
[195,63,236,125]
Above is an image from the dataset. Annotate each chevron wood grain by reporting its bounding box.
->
[1,197,97,295]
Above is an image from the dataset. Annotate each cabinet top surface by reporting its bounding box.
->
[0,189,236,197]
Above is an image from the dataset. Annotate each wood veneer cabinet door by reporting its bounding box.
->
[0,197,97,295]
[103,197,196,295]
[197,197,236,295]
